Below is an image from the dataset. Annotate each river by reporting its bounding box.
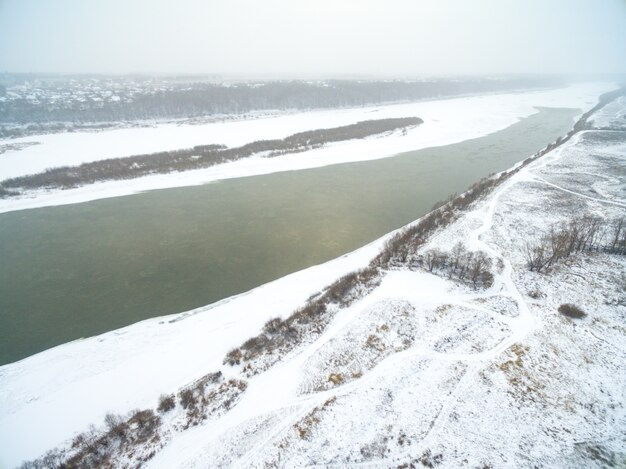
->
[0,107,578,364]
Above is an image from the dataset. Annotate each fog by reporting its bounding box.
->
[1,0,626,76]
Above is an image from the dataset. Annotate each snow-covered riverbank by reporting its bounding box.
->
[0,83,613,214]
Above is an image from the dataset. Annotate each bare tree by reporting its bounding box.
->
[469,252,492,288]
[451,242,467,272]
[424,249,444,272]
[524,239,548,272]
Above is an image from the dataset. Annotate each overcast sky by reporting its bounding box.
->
[1,0,625,77]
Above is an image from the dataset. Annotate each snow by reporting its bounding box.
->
[1,85,624,468]
[0,83,615,215]
[589,94,626,129]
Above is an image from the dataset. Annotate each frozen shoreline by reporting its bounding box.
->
[0,83,614,215]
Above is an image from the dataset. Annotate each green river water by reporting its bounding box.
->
[0,107,578,365]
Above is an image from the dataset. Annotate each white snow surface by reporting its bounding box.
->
[0,83,614,214]
[589,94,626,129]
[1,85,625,468]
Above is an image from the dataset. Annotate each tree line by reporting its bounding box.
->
[0,77,564,126]
[419,244,495,289]
[524,216,626,272]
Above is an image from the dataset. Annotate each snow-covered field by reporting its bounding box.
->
[0,83,613,214]
[0,86,625,468]
[589,94,626,129]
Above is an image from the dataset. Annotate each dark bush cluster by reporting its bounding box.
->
[285,117,422,146]
[0,117,421,197]
[127,409,161,444]
[20,407,162,469]
[157,394,176,413]
[524,217,625,272]
[19,372,246,467]
[558,303,587,319]
[418,243,494,289]
[177,371,223,411]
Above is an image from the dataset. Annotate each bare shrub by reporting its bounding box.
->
[424,249,443,272]
[263,317,284,335]
[157,394,176,413]
[451,242,467,272]
[128,409,160,443]
[224,347,243,366]
[178,388,197,410]
[418,449,444,467]
[241,335,271,360]
[524,239,549,272]
[104,412,128,441]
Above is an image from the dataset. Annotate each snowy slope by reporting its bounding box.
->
[1,87,624,469]
[0,83,614,215]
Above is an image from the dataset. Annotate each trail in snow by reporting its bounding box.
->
[528,174,626,207]
[466,172,536,351]
[373,173,539,465]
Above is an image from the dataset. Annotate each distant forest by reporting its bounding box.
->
[0,77,563,127]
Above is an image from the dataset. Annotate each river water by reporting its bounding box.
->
[0,107,578,365]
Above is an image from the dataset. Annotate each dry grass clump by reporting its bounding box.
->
[327,373,344,386]
[293,396,337,440]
